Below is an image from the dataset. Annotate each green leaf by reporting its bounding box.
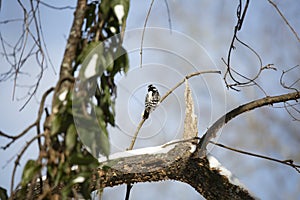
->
[78,176,91,199]
[51,115,62,135]
[21,160,42,186]
[105,50,114,72]
[61,172,91,199]
[99,129,110,157]
[66,124,77,154]
[99,0,111,20]
[69,152,99,166]
[77,41,100,64]
[54,161,69,186]
[111,0,130,25]
[79,43,107,81]
[0,187,8,200]
[113,46,129,75]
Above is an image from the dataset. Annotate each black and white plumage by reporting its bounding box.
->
[142,84,160,119]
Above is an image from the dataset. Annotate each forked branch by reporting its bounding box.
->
[199,91,300,156]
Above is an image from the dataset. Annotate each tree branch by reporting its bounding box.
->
[10,134,45,197]
[51,0,86,112]
[198,91,300,157]
[1,87,54,150]
[95,142,255,200]
[58,0,86,79]
[209,141,300,173]
[128,70,221,150]
[267,0,300,42]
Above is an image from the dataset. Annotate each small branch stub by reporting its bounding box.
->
[183,80,198,139]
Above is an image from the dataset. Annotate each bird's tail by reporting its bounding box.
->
[142,108,150,119]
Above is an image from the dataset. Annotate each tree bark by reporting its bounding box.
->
[94,143,255,200]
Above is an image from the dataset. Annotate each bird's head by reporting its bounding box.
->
[148,84,157,92]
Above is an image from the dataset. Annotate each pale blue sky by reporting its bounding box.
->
[1,1,300,199]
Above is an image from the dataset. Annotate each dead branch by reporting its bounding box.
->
[139,0,155,68]
[159,70,221,103]
[280,65,299,92]
[95,143,255,200]
[38,1,75,10]
[0,87,54,150]
[267,0,300,42]
[209,141,300,173]
[198,91,300,157]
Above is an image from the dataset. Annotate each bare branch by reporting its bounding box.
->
[160,70,221,103]
[210,141,300,173]
[51,0,86,112]
[1,123,36,150]
[128,70,221,150]
[199,91,300,157]
[1,87,54,150]
[38,0,75,10]
[127,118,146,150]
[139,0,155,68]
[0,0,54,110]
[58,1,86,79]
[280,65,299,92]
[10,134,45,197]
[284,102,300,121]
[0,18,23,24]
[163,0,172,33]
[267,0,300,42]
[224,0,250,89]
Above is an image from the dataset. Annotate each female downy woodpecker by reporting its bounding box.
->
[143,84,161,119]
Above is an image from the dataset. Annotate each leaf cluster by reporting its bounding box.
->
[15,0,130,199]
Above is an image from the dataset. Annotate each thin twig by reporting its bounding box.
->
[163,0,172,33]
[222,0,271,93]
[224,0,250,88]
[127,118,146,150]
[161,137,200,148]
[160,70,221,103]
[267,0,300,42]
[38,0,75,10]
[284,102,300,121]
[210,141,300,173]
[1,122,37,150]
[0,131,16,139]
[10,134,45,197]
[36,87,54,131]
[139,0,155,68]
[1,87,54,150]
[280,65,299,92]
[128,70,221,150]
[19,0,45,111]
[126,0,157,198]
[125,183,133,200]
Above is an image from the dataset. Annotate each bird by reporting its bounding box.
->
[142,84,161,119]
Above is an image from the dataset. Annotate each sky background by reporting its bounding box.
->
[0,0,300,199]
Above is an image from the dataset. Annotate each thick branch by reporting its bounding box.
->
[59,0,86,79]
[199,91,300,157]
[95,143,254,200]
[51,0,86,113]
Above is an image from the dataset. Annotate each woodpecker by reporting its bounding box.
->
[143,84,160,119]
